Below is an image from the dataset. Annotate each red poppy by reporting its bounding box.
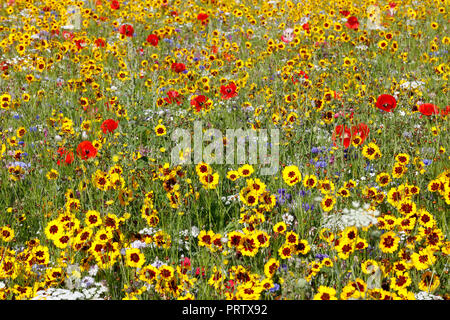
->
[191,95,208,112]
[220,82,238,100]
[197,13,209,24]
[171,62,186,73]
[0,61,9,71]
[332,123,369,149]
[101,119,119,134]
[345,16,359,29]
[74,39,86,50]
[440,105,450,117]
[76,141,98,160]
[110,0,120,9]
[340,10,350,17]
[332,125,352,149]
[302,23,310,31]
[352,123,370,144]
[164,90,182,105]
[94,38,106,47]
[197,13,209,20]
[418,103,440,116]
[376,94,397,112]
[57,148,74,165]
[119,24,134,37]
[147,34,159,46]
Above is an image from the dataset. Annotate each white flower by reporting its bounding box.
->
[415,291,443,300]
[191,226,200,237]
[88,265,99,277]
[131,240,148,249]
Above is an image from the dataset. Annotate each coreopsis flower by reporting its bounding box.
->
[264,258,280,278]
[139,265,159,284]
[282,165,301,186]
[199,172,219,189]
[411,248,436,270]
[273,221,287,234]
[154,124,167,136]
[0,226,14,242]
[46,169,59,180]
[313,286,338,300]
[278,243,293,259]
[294,239,311,255]
[238,164,254,177]
[85,210,102,228]
[198,230,215,247]
[239,233,259,257]
[226,170,239,181]
[321,195,336,212]
[227,231,244,249]
[303,174,318,188]
[362,142,382,160]
[418,271,440,292]
[379,231,400,253]
[125,248,145,268]
[196,162,212,176]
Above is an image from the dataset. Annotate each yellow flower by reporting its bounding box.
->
[313,286,337,300]
[125,248,146,268]
[321,195,336,212]
[379,231,400,253]
[46,169,59,180]
[155,124,167,136]
[238,164,254,177]
[0,226,14,242]
[282,165,301,186]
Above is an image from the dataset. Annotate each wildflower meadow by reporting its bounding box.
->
[0,0,448,301]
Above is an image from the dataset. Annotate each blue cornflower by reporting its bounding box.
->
[269,283,280,292]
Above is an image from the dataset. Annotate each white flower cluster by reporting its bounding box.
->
[399,80,425,90]
[221,193,239,205]
[32,281,108,300]
[415,291,443,300]
[321,202,379,231]
[281,212,295,226]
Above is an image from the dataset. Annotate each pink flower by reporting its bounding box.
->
[281,28,294,43]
